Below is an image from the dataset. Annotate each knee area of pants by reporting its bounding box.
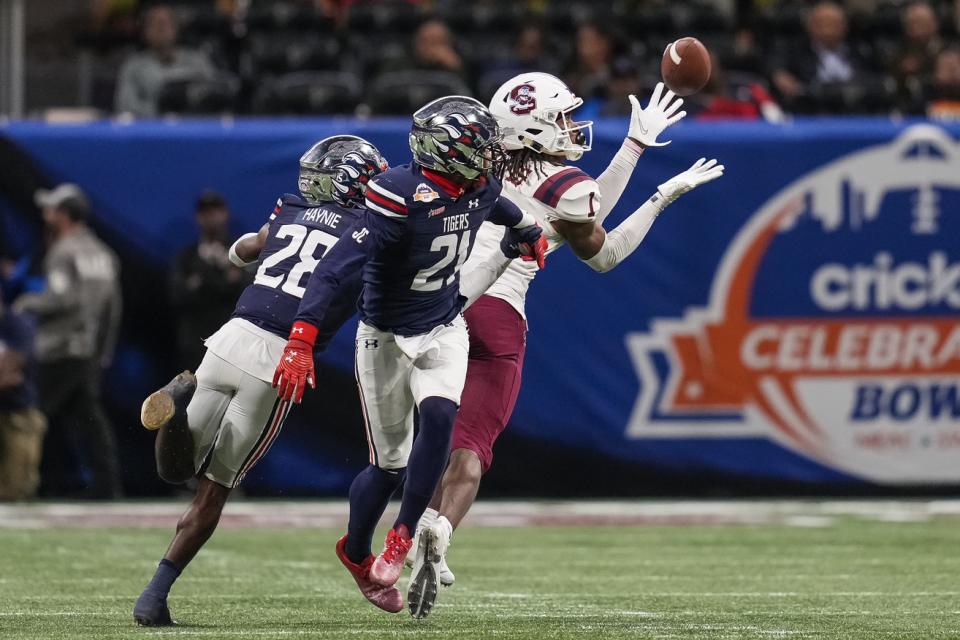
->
[419,396,458,423]
[372,464,407,486]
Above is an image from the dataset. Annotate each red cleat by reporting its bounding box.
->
[369,525,413,587]
[335,535,403,613]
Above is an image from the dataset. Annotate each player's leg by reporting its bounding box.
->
[413,297,526,596]
[134,358,285,625]
[397,318,470,618]
[336,323,412,613]
[141,370,198,484]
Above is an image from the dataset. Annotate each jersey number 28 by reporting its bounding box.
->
[254,224,338,298]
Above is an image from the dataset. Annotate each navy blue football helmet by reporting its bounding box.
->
[409,96,506,181]
[299,136,389,207]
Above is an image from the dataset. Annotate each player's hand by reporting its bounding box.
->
[272,322,318,404]
[502,223,547,269]
[627,82,686,148]
[656,158,725,207]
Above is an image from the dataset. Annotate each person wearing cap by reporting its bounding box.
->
[168,190,249,371]
[0,282,47,501]
[13,183,123,499]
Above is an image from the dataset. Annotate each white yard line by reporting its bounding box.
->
[1,499,959,529]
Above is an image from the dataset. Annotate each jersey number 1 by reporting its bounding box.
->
[254,224,339,298]
[411,230,471,292]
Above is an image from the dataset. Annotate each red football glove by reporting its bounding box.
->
[520,234,548,269]
[272,321,318,404]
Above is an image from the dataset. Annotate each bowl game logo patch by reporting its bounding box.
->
[413,183,440,203]
[626,125,960,483]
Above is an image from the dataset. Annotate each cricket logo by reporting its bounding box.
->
[626,125,960,484]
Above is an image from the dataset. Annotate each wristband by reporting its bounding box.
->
[289,321,319,347]
[228,233,258,267]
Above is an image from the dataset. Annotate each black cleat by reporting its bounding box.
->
[133,589,178,627]
[141,371,197,431]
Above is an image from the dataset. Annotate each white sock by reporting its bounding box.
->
[437,515,453,540]
[419,508,439,529]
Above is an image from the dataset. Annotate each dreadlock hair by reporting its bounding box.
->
[497,147,565,186]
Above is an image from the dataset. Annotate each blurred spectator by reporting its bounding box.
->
[385,19,466,77]
[487,24,555,76]
[769,1,870,112]
[722,25,766,76]
[0,285,47,501]
[169,191,248,370]
[114,3,216,117]
[694,56,784,121]
[565,22,614,100]
[891,2,945,110]
[580,57,643,119]
[928,46,960,119]
[14,184,123,499]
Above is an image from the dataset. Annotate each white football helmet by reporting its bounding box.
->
[489,72,593,161]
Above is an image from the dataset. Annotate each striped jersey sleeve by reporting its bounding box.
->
[364,177,409,219]
[534,167,600,223]
[269,197,282,221]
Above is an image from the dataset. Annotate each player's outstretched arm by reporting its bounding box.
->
[228,223,270,267]
[554,157,724,273]
[593,83,687,226]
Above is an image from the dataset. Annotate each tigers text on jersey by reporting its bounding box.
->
[232,194,362,350]
[296,163,526,337]
[463,163,599,318]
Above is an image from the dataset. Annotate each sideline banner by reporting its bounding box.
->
[3,117,958,488]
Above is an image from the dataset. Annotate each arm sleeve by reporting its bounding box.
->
[486,196,531,228]
[98,265,123,368]
[114,58,153,117]
[581,192,669,273]
[593,139,644,226]
[459,236,512,309]
[294,210,405,331]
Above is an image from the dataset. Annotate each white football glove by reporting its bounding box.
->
[628,82,687,148]
[656,158,725,207]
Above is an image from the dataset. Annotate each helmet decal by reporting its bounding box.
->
[508,83,537,115]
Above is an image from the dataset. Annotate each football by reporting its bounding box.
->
[661,37,712,96]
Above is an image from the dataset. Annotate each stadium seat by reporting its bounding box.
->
[346,2,423,34]
[248,33,343,75]
[365,71,472,115]
[156,74,241,115]
[253,71,362,115]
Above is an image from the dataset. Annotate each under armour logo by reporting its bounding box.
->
[292,327,304,334]
[352,228,370,243]
[468,199,480,209]
[362,339,379,349]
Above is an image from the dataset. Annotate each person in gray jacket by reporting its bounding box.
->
[114,4,216,117]
[14,184,123,499]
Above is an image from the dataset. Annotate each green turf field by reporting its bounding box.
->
[3,515,959,640]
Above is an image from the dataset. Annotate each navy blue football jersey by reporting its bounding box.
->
[296,163,525,337]
[233,194,362,350]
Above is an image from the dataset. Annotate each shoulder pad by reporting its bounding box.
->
[533,168,594,208]
[538,169,599,222]
[365,174,409,219]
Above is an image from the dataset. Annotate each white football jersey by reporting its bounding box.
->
[463,163,600,318]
